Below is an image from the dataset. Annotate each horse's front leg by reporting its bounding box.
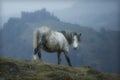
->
[57,52,61,65]
[64,51,72,66]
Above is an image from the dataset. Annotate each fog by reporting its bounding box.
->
[1,0,119,30]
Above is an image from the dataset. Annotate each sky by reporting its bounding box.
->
[0,0,119,30]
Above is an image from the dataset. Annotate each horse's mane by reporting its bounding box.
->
[60,31,73,45]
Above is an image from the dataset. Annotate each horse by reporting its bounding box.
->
[33,26,81,66]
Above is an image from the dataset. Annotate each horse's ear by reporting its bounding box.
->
[79,33,82,36]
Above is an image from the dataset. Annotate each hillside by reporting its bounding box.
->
[0,58,120,80]
[1,8,120,73]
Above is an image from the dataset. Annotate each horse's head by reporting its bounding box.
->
[72,32,82,50]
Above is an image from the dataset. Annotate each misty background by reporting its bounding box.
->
[0,0,120,74]
[1,0,119,30]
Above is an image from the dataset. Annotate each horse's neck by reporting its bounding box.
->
[60,31,73,45]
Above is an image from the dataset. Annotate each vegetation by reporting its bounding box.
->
[0,57,120,80]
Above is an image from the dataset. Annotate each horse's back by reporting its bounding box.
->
[34,26,69,52]
[48,31,68,49]
[44,31,69,52]
[51,31,68,45]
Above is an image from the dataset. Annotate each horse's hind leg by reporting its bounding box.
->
[57,52,61,65]
[64,52,72,66]
[33,47,38,63]
[38,49,42,62]
[34,43,42,63]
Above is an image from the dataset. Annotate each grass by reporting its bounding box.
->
[0,57,120,80]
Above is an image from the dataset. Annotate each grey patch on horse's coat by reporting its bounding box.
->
[40,33,60,52]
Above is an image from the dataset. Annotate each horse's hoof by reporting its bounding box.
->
[40,61,44,64]
[33,60,37,64]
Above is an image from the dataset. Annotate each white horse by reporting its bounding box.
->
[33,26,81,66]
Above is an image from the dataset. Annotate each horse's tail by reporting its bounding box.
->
[33,29,40,48]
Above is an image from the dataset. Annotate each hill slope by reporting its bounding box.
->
[0,58,120,80]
